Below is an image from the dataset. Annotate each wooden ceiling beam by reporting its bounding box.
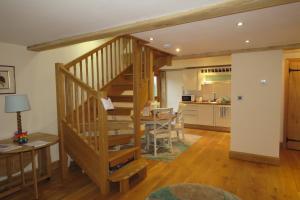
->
[27,0,300,51]
[173,42,300,60]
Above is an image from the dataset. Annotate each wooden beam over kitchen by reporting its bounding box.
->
[27,0,300,51]
[173,42,300,60]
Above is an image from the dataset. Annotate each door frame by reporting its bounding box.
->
[283,58,300,148]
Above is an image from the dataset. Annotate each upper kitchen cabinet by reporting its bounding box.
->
[182,68,198,91]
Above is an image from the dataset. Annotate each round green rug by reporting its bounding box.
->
[146,184,240,200]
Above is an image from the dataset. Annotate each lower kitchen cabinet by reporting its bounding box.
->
[197,104,214,126]
[181,103,231,130]
[182,104,214,126]
[214,105,231,128]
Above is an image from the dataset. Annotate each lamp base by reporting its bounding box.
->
[14,131,28,144]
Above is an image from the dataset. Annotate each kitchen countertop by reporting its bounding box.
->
[181,101,231,106]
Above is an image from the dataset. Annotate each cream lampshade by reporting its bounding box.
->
[5,95,31,133]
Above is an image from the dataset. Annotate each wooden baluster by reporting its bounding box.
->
[81,88,87,144]
[70,80,74,128]
[118,38,121,73]
[129,38,132,65]
[123,37,127,70]
[80,61,83,81]
[93,96,98,150]
[142,47,145,80]
[127,38,130,66]
[101,49,105,87]
[91,54,95,89]
[96,51,100,90]
[144,47,146,79]
[75,82,80,134]
[126,37,129,67]
[64,76,69,123]
[110,44,113,80]
[106,47,109,83]
[85,58,89,86]
[126,38,129,67]
[65,76,71,124]
[114,41,118,75]
[74,64,77,79]
[87,92,92,147]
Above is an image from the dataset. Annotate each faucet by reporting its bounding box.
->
[213,92,217,102]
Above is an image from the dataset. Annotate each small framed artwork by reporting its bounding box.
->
[0,65,16,94]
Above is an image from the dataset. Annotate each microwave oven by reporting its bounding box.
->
[182,95,195,102]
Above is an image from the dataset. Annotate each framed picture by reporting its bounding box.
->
[0,65,16,94]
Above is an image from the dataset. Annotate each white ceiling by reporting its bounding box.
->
[134,2,300,56]
[0,0,224,46]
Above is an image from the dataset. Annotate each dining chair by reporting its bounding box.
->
[147,108,173,156]
[172,103,185,141]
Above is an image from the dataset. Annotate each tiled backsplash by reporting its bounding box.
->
[184,82,231,101]
[201,82,231,101]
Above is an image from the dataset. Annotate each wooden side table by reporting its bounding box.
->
[0,132,58,199]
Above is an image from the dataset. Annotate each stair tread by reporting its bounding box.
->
[107,107,133,116]
[109,146,139,163]
[109,95,133,97]
[114,106,132,109]
[108,120,133,130]
[109,158,148,182]
[109,95,133,102]
[112,82,133,86]
[108,134,134,147]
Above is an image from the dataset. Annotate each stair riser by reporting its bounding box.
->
[109,96,133,102]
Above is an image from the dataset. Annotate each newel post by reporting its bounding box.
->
[132,39,142,158]
[55,63,68,180]
[97,90,110,194]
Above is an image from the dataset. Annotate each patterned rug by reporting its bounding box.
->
[146,184,240,200]
[142,133,201,161]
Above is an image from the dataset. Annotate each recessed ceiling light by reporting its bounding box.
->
[237,22,243,27]
[176,48,181,52]
[163,44,171,48]
[149,37,154,41]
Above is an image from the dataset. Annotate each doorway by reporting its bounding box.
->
[285,58,300,150]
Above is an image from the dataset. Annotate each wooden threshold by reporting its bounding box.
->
[286,141,300,150]
[184,123,230,132]
[27,0,300,51]
[229,150,280,166]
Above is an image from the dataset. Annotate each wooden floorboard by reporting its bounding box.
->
[3,128,300,200]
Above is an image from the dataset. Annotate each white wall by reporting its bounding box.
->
[0,38,111,162]
[231,50,283,158]
[166,71,183,111]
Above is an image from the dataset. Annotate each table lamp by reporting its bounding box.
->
[5,95,31,142]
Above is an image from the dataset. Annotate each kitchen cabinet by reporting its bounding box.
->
[182,104,199,125]
[214,105,231,128]
[182,103,231,129]
[182,104,214,126]
[182,69,198,91]
[197,104,214,126]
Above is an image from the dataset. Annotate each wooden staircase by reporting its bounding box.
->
[55,35,153,194]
